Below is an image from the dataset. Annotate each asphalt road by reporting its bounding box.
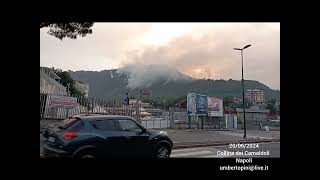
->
[170,142,280,158]
[40,132,279,158]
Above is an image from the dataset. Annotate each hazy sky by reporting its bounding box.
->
[40,23,280,90]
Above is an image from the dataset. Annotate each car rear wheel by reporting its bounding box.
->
[74,150,97,158]
[155,144,171,158]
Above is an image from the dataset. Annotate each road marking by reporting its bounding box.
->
[171,151,212,157]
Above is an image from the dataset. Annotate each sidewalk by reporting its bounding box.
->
[162,129,280,149]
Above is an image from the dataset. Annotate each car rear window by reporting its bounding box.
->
[90,119,117,131]
[68,120,84,131]
[57,118,80,129]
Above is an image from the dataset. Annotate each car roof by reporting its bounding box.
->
[73,114,134,120]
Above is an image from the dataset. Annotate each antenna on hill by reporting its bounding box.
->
[110,66,114,79]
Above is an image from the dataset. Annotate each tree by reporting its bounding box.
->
[237,98,253,108]
[245,98,254,108]
[51,67,84,97]
[223,96,234,108]
[40,23,94,40]
[266,99,277,114]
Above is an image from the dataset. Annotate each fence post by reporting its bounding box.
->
[91,98,94,114]
[254,113,256,125]
[160,111,163,129]
[66,108,69,119]
[201,116,204,129]
[135,103,139,123]
[188,115,191,129]
[167,110,169,129]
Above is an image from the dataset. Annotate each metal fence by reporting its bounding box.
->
[41,93,273,130]
[237,112,270,130]
[40,93,172,129]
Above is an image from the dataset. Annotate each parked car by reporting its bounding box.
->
[42,115,173,158]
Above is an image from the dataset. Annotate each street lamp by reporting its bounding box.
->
[233,44,252,138]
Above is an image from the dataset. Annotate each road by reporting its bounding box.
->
[170,142,280,158]
[41,131,279,158]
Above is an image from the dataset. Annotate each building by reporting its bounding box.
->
[245,89,265,103]
[140,89,152,98]
[74,80,90,97]
[40,67,67,95]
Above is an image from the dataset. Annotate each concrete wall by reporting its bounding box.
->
[40,70,66,95]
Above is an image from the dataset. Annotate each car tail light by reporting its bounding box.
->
[63,131,78,140]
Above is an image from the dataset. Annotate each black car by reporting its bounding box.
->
[42,115,173,158]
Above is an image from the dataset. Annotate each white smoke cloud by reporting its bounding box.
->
[116,64,193,89]
[120,23,280,89]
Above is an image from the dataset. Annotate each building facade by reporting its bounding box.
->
[245,89,265,103]
[40,67,67,95]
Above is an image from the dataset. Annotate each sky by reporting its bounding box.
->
[40,23,280,90]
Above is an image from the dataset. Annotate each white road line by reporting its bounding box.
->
[171,151,212,157]
[172,148,204,153]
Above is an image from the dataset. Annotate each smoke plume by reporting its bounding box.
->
[116,64,193,89]
[120,23,280,89]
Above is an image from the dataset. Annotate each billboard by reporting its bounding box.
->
[187,93,207,115]
[48,95,78,108]
[207,96,223,117]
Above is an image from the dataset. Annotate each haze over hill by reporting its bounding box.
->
[69,64,280,101]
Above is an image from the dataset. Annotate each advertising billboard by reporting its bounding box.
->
[187,93,207,115]
[48,95,78,108]
[207,96,223,117]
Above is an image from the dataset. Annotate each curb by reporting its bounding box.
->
[173,139,280,149]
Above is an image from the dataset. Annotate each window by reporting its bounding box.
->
[69,120,84,131]
[117,119,141,132]
[90,119,117,131]
[57,118,80,129]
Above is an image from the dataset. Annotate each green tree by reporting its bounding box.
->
[245,98,254,108]
[173,95,187,108]
[40,23,94,40]
[51,67,84,97]
[266,99,277,113]
[236,98,253,108]
[223,96,234,108]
